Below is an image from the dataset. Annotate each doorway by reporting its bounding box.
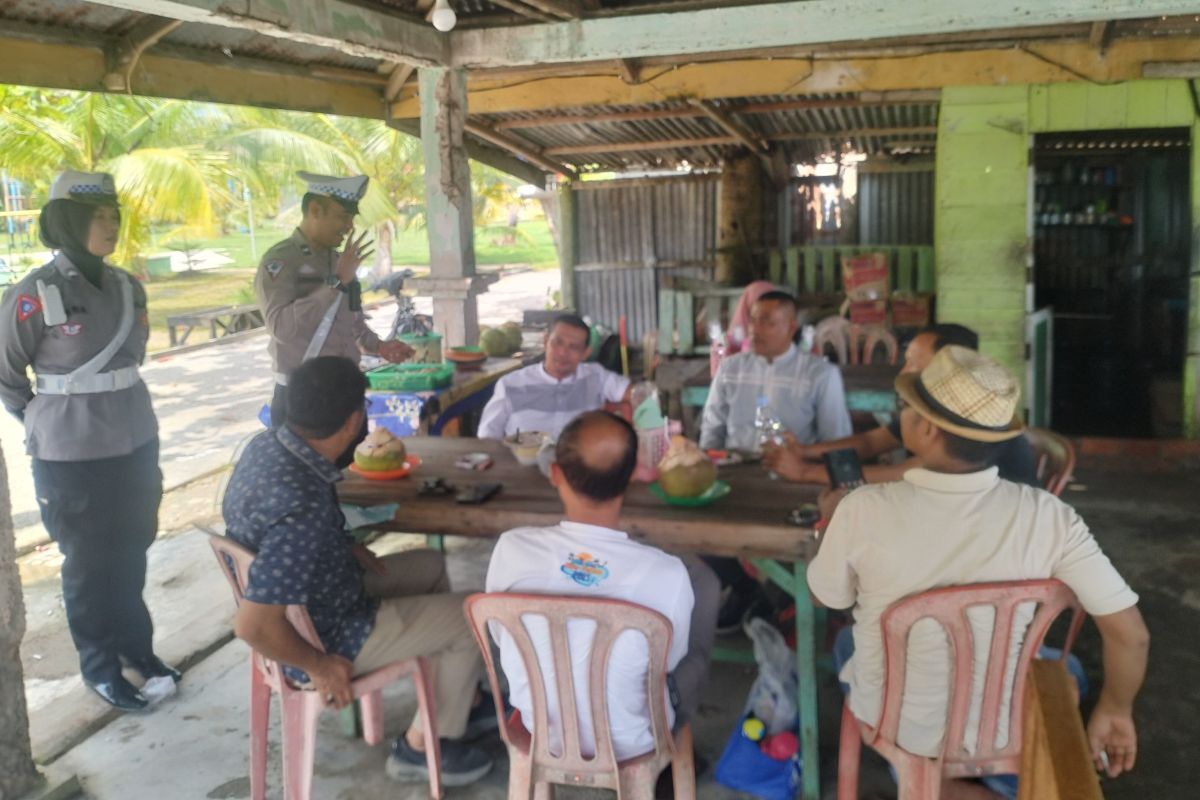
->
[1032,129,1191,437]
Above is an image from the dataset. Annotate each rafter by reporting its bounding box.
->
[1089,20,1112,53]
[85,0,445,67]
[615,58,642,85]
[465,121,578,178]
[688,99,768,152]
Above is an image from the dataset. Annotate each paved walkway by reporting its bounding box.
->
[4,268,559,554]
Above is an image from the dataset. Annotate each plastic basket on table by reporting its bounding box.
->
[365,362,454,392]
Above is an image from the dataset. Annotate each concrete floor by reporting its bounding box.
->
[30,463,1200,799]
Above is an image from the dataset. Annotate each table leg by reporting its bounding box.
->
[339,701,361,737]
[749,558,822,798]
[793,561,821,800]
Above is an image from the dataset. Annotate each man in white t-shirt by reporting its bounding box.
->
[486,411,718,764]
[478,314,631,440]
[808,346,1149,800]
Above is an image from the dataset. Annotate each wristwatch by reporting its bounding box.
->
[325,274,349,293]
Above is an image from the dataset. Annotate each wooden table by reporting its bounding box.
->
[339,437,826,798]
[166,303,264,346]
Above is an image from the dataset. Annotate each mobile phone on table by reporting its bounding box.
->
[455,482,502,504]
[822,448,865,489]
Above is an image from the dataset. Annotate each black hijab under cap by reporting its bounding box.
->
[39,198,119,287]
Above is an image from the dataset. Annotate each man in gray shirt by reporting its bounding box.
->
[700,290,851,451]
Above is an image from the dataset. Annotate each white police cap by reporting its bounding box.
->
[297,171,369,205]
[49,170,118,203]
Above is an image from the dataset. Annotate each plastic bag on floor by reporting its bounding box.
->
[745,616,798,734]
[714,618,802,800]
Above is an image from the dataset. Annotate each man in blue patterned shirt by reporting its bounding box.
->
[223,356,492,786]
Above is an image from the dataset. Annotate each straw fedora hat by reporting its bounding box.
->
[894,345,1024,442]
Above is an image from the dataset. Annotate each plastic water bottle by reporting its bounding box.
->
[755,395,784,479]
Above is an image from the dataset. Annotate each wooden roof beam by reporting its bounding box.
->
[389,117,551,185]
[103,14,182,92]
[1089,20,1112,53]
[85,0,446,67]
[449,0,1198,69]
[464,121,579,178]
[393,36,1200,118]
[688,99,768,152]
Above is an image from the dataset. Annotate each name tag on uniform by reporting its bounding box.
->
[36,281,67,326]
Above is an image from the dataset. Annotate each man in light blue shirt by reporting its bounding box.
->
[700,291,851,451]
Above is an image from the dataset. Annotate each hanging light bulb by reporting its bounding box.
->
[431,0,457,32]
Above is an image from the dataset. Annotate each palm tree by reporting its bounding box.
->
[0,85,529,274]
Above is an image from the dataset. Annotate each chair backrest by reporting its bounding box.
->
[208,533,326,690]
[1025,428,1076,496]
[463,593,676,787]
[873,580,1084,779]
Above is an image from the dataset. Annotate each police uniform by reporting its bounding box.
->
[255,172,381,426]
[0,172,163,693]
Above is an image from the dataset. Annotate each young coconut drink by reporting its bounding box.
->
[354,428,408,472]
[657,436,717,498]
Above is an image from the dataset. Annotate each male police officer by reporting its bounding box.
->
[0,171,176,711]
[256,172,412,429]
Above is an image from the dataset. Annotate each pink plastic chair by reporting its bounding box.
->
[208,534,442,800]
[1025,428,1076,496]
[463,593,696,799]
[854,326,902,367]
[838,579,1085,800]
[815,315,853,364]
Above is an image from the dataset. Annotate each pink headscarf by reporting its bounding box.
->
[710,280,777,377]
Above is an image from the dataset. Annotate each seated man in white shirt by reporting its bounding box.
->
[700,290,852,451]
[486,411,718,767]
[809,345,1149,800]
[478,314,632,440]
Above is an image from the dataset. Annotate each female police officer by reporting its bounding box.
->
[0,171,177,711]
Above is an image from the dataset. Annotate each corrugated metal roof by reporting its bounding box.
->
[479,92,940,173]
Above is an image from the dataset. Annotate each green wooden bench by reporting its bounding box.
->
[658,245,934,357]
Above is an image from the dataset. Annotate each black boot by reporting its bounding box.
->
[85,675,149,712]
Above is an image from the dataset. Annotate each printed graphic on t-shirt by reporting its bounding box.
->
[560,552,609,587]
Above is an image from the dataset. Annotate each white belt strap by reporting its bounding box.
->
[37,365,141,395]
[303,293,343,363]
[35,273,138,396]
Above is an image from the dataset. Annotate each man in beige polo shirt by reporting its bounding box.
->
[808,346,1149,800]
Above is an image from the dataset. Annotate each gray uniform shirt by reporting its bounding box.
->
[0,254,158,461]
[255,229,380,378]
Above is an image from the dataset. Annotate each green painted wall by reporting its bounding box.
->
[936,79,1200,437]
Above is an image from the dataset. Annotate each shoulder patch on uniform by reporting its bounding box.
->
[16,294,41,322]
[59,322,82,336]
[265,260,284,279]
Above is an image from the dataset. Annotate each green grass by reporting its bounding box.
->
[6,218,560,353]
[142,268,258,353]
[158,218,560,271]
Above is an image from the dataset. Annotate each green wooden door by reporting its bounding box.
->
[1026,307,1054,427]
